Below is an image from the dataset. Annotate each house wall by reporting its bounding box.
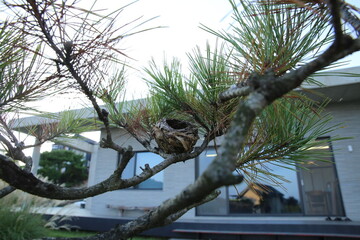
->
[88,100,360,221]
[326,100,360,221]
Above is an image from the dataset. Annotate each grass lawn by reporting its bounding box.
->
[46,229,166,239]
[46,229,96,238]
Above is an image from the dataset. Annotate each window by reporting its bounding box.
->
[119,152,164,190]
[52,144,65,150]
[298,142,344,216]
[197,148,227,215]
[227,165,302,215]
[197,140,344,216]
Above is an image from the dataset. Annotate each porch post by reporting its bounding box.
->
[31,139,41,174]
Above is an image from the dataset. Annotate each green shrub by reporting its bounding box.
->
[0,180,68,240]
[0,200,47,240]
[38,150,88,187]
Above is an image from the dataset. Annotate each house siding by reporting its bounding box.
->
[326,100,360,221]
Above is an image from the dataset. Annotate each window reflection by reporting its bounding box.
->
[197,148,227,215]
[298,142,344,216]
[197,141,344,216]
[136,152,163,189]
[119,152,164,190]
[229,161,302,214]
[197,187,227,215]
[228,181,301,214]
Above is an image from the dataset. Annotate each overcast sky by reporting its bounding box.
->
[5,0,360,111]
[112,0,234,99]
[19,0,232,111]
[88,0,235,101]
[110,0,360,97]
[69,0,360,106]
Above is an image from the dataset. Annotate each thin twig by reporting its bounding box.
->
[218,86,252,103]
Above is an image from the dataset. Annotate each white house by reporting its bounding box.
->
[14,66,360,239]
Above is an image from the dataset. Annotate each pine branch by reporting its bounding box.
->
[0,186,15,198]
[0,139,209,200]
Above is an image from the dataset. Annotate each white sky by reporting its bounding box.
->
[32,0,360,112]
[118,0,233,99]
[31,0,233,111]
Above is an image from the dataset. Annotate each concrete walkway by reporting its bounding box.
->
[36,203,97,218]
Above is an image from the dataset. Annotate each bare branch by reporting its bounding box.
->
[161,191,220,225]
[265,37,360,102]
[96,168,242,240]
[5,0,141,155]
[0,140,209,200]
[0,154,33,198]
[0,147,32,198]
[0,116,20,147]
[113,146,134,177]
[0,185,15,198]
[328,0,343,43]
[218,85,252,103]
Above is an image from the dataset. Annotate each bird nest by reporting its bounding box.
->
[152,118,199,154]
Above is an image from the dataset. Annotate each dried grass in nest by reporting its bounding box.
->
[152,118,199,154]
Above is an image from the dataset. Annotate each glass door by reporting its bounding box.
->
[298,142,344,216]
